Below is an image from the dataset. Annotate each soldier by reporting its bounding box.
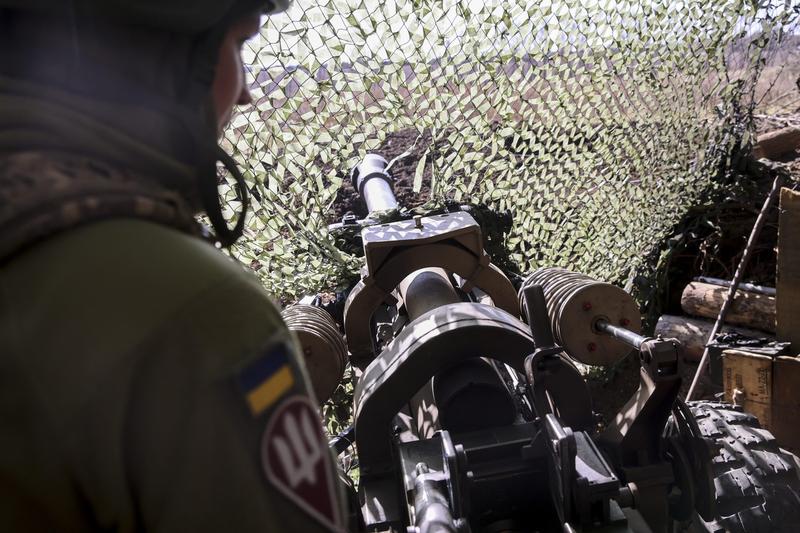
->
[0,1,346,531]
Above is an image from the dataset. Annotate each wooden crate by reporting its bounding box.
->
[772,356,800,451]
[770,187,800,452]
[723,349,800,452]
[722,350,774,429]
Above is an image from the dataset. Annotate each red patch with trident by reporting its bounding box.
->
[261,395,343,531]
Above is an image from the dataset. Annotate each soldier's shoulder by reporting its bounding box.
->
[4,218,284,354]
[23,217,258,288]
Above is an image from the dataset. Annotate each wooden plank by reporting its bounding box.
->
[772,356,800,451]
[681,281,776,333]
[777,188,800,346]
[722,349,773,429]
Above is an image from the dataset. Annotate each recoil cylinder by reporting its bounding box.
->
[282,304,348,404]
[518,267,641,365]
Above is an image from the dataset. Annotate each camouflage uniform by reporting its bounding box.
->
[0,3,346,532]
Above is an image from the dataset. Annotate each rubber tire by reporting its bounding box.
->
[687,401,800,533]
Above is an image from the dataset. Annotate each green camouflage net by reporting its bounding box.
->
[220,0,796,299]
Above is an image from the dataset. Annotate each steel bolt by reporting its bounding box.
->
[582,301,592,311]
[414,215,423,229]
[377,323,394,342]
[587,342,597,352]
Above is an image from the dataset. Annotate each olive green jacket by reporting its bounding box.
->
[0,219,345,532]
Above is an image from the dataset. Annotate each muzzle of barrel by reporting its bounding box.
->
[351,153,399,214]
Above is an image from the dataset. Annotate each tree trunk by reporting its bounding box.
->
[654,314,773,361]
[681,281,776,333]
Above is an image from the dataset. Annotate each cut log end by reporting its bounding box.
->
[753,126,800,160]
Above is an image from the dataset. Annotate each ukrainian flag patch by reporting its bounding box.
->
[239,343,295,416]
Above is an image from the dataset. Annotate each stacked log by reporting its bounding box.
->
[680,281,775,333]
[656,315,772,360]
[655,279,776,360]
[753,126,800,160]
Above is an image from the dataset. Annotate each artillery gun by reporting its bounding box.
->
[293,154,800,533]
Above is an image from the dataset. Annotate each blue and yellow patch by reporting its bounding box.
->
[239,343,295,416]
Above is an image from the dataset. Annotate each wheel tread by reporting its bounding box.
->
[686,401,800,533]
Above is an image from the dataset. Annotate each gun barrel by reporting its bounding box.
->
[351,153,399,214]
[398,268,461,320]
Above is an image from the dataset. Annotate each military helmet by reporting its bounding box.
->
[0,0,291,37]
[0,0,292,245]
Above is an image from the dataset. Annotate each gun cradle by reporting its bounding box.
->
[331,155,714,533]
[343,210,518,366]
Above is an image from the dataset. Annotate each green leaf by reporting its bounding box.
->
[413,150,428,193]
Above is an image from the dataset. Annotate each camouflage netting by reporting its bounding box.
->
[219,0,797,299]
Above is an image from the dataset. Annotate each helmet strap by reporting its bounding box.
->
[198,145,249,247]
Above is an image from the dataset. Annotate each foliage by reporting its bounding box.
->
[322,364,356,437]
[220,0,797,299]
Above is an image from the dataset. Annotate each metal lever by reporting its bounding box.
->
[522,285,557,351]
[522,285,593,431]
